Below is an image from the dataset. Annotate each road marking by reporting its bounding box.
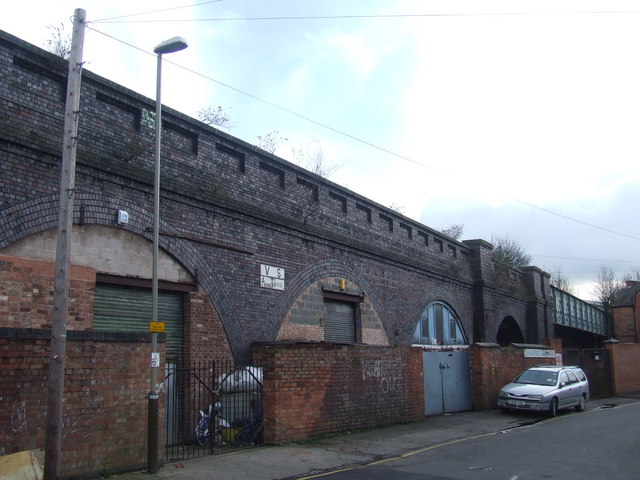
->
[295,401,640,480]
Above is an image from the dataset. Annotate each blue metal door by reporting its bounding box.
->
[423,350,473,415]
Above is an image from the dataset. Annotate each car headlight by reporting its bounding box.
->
[528,395,544,400]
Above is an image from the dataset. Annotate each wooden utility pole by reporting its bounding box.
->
[44,9,86,480]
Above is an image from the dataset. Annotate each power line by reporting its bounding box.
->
[92,9,640,24]
[514,199,640,242]
[92,0,223,23]
[87,25,442,177]
[86,25,640,245]
[532,254,640,264]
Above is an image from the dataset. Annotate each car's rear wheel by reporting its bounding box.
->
[575,394,587,412]
[548,397,558,417]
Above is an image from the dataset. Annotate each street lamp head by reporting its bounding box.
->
[154,36,188,55]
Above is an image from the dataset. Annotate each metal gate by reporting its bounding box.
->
[423,350,473,415]
[165,360,263,462]
[563,348,611,397]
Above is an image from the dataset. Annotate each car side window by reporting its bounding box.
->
[566,371,578,384]
[559,372,570,385]
[573,369,586,381]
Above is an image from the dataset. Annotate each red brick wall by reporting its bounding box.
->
[253,343,424,444]
[541,338,562,352]
[0,255,96,330]
[605,341,640,395]
[470,343,560,409]
[0,329,159,478]
[183,288,234,364]
[613,305,639,343]
[0,254,236,476]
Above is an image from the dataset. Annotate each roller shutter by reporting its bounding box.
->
[94,283,184,360]
[323,300,356,343]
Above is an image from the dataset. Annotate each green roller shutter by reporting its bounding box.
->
[94,283,184,360]
[324,300,356,343]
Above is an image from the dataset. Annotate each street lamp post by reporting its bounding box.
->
[148,36,187,474]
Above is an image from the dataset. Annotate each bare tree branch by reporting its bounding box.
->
[256,130,287,154]
[441,224,464,241]
[490,234,531,268]
[198,106,232,128]
[45,23,71,60]
[549,266,574,295]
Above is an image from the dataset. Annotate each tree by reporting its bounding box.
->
[45,23,71,60]
[388,203,406,215]
[549,266,574,295]
[623,267,640,282]
[256,130,287,154]
[256,133,338,179]
[592,265,624,306]
[441,224,464,241]
[592,265,625,337]
[490,234,531,268]
[198,106,232,128]
[291,140,338,179]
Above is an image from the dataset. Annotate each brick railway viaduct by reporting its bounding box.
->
[0,30,555,363]
[3,29,625,478]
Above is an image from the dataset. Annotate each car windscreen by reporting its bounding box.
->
[514,370,558,386]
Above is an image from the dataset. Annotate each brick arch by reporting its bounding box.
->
[411,285,471,343]
[267,258,387,341]
[0,193,242,358]
[0,194,60,249]
[496,316,525,346]
[490,302,528,345]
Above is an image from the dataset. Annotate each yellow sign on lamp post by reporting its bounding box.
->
[149,321,165,333]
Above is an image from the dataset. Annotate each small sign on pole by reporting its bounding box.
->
[149,321,165,332]
[151,352,160,368]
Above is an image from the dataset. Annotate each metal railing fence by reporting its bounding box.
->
[165,360,263,462]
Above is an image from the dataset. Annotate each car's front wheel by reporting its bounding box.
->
[575,394,587,412]
[548,397,558,417]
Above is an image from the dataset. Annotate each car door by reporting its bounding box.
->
[564,370,581,406]
[558,371,580,407]
[557,371,573,407]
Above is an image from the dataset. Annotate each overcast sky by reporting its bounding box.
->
[3,0,640,300]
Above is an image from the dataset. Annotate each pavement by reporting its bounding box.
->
[115,394,640,480]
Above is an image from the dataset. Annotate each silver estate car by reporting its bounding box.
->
[497,365,590,417]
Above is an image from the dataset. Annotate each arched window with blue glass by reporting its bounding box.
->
[413,302,468,346]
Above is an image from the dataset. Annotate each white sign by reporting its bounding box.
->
[151,352,160,367]
[523,348,555,358]
[260,264,285,291]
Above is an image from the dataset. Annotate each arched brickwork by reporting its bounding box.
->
[496,316,525,346]
[269,258,387,341]
[411,284,473,344]
[0,193,242,357]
